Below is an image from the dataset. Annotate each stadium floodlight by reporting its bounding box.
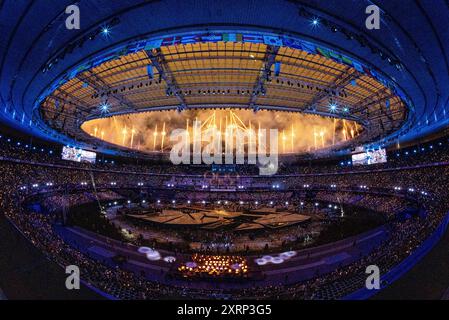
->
[310,18,320,28]
[99,102,110,114]
[329,102,338,112]
[101,26,111,37]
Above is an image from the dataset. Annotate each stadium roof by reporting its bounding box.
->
[1,0,448,155]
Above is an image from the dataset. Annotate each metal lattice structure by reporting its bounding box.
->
[40,41,407,152]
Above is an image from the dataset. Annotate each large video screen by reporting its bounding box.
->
[352,148,387,166]
[61,146,96,164]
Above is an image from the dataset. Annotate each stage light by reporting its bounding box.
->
[138,247,152,254]
[329,102,337,112]
[164,256,176,263]
[311,18,320,28]
[99,102,110,113]
[146,251,161,261]
[101,27,110,36]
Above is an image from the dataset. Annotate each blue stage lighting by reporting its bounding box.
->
[311,18,320,28]
[101,27,110,36]
[99,102,110,113]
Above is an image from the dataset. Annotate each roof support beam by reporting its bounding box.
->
[249,45,280,110]
[145,48,187,111]
[306,66,361,110]
[77,70,138,113]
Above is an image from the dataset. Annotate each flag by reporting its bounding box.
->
[352,61,364,73]
[329,51,342,62]
[341,55,353,66]
[282,37,304,50]
[369,68,378,79]
[222,33,243,42]
[243,34,264,43]
[362,66,373,77]
[161,36,182,46]
[263,35,283,46]
[301,42,317,54]
[316,47,331,59]
[145,39,163,50]
[181,35,198,44]
[201,34,221,42]
[130,40,147,53]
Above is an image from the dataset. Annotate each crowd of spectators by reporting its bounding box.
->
[0,131,449,299]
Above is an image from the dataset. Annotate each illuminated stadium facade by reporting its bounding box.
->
[1,0,449,302]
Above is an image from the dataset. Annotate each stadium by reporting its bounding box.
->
[0,0,449,302]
